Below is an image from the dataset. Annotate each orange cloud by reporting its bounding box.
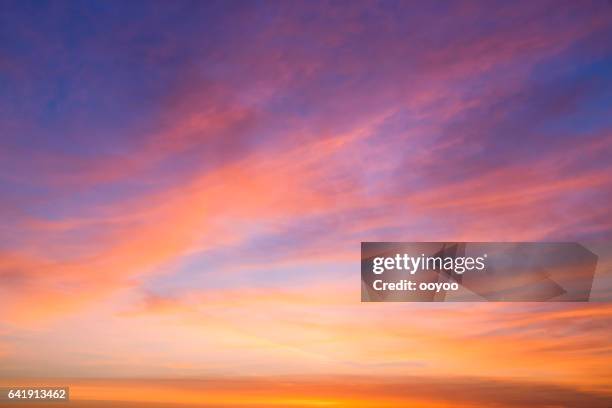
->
[1,375,610,408]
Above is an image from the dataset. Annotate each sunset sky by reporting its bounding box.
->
[1,0,612,406]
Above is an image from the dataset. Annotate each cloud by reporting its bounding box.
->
[1,375,611,407]
[0,0,611,396]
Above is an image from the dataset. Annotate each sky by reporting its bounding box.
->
[1,0,612,406]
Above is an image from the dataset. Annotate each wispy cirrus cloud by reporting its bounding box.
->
[0,1,611,402]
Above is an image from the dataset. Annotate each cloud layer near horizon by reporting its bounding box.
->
[2,375,612,408]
